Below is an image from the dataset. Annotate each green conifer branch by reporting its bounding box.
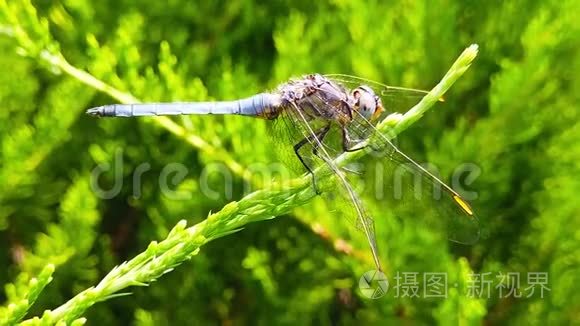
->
[0,264,55,325]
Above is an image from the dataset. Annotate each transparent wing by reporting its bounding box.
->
[278,100,383,271]
[345,108,480,244]
[269,108,342,176]
[325,73,442,114]
[270,74,478,271]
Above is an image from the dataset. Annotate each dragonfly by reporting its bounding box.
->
[87,73,480,271]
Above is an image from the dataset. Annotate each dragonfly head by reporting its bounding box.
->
[352,85,384,121]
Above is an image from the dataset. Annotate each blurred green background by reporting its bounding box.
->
[0,0,579,324]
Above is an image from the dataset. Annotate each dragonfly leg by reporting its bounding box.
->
[341,126,367,152]
[293,124,331,194]
[311,124,331,157]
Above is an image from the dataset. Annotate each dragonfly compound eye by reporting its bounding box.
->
[353,86,378,121]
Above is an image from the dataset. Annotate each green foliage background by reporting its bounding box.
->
[0,0,578,324]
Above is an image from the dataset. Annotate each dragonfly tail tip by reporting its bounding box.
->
[86,106,104,117]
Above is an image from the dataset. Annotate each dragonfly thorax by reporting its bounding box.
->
[278,74,353,124]
[276,75,384,126]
